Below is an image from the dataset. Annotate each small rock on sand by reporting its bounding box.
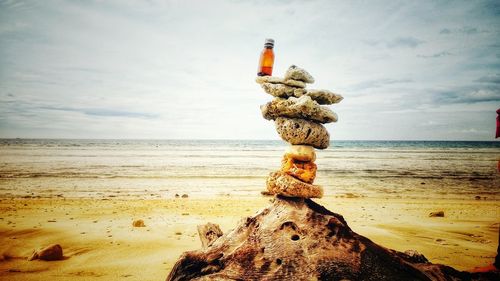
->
[181,194,189,198]
[132,219,146,227]
[28,244,63,261]
[429,211,445,217]
[343,193,362,198]
[260,190,273,196]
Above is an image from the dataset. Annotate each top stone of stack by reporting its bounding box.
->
[256,66,343,105]
[284,65,315,83]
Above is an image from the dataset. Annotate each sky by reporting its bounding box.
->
[0,0,499,140]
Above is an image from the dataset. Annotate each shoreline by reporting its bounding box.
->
[1,176,498,201]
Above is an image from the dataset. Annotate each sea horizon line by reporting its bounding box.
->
[0,138,499,142]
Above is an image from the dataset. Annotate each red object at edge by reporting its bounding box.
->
[496,109,500,138]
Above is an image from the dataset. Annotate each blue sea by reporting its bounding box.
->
[0,139,499,199]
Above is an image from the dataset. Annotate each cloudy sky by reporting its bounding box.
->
[0,0,499,140]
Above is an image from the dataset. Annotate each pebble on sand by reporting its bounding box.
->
[132,219,146,227]
[181,194,189,198]
[28,244,63,261]
[260,190,273,196]
[429,211,445,217]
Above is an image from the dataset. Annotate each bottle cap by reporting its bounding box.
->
[264,38,274,48]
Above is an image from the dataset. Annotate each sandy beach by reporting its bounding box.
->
[0,196,498,281]
[0,139,499,280]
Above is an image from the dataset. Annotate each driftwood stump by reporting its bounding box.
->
[198,223,224,249]
[167,196,499,281]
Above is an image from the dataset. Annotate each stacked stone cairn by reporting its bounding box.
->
[256,65,343,199]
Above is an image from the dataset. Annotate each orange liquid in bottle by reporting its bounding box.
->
[257,39,275,76]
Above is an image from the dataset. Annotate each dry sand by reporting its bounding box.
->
[0,196,498,280]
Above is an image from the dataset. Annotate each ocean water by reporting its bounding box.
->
[0,139,499,199]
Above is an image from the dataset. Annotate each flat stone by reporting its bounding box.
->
[284,65,314,83]
[429,211,445,217]
[255,76,306,88]
[305,89,343,105]
[285,145,316,162]
[266,171,323,198]
[280,155,317,184]
[276,117,330,149]
[261,96,338,124]
[260,83,306,98]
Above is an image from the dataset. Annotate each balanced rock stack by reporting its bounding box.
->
[166,65,499,281]
[256,65,343,199]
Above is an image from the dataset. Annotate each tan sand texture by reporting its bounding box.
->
[0,196,498,280]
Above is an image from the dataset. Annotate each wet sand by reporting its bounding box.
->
[0,196,498,281]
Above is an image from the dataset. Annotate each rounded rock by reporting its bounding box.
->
[285,145,316,162]
[132,219,146,227]
[276,117,330,149]
[266,171,323,198]
[280,155,317,184]
[284,65,315,83]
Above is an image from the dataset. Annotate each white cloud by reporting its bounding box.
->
[0,0,499,140]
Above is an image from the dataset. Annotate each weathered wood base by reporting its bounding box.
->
[167,196,499,281]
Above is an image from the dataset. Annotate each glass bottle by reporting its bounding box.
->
[257,38,275,76]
